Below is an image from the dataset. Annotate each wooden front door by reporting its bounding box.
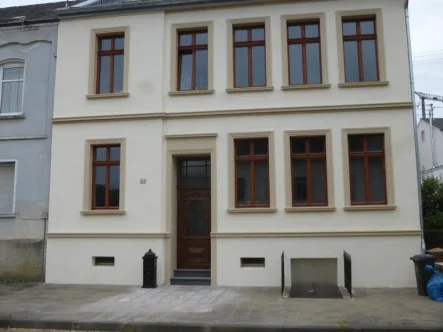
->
[177,158,211,269]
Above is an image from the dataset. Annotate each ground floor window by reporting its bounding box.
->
[0,161,16,214]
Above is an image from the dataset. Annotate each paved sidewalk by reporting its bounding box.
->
[0,284,442,331]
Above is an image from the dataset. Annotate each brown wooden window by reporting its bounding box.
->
[97,34,125,94]
[92,145,121,209]
[287,21,322,85]
[342,17,379,82]
[290,136,327,206]
[348,134,386,205]
[233,25,266,88]
[235,138,269,207]
[177,30,208,91]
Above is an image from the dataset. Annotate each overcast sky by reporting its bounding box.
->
[1,0,442,116]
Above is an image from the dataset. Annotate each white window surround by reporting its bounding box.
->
[0,59,25,117]
[0,160,18,218]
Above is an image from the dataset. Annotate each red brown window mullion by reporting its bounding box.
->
[301,24,308,85]
[247,29,253,87]
[362,137,371,203]
[192,33,196,90]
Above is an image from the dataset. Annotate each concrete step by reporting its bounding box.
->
[173,269,210,278]
[170,276,211,286]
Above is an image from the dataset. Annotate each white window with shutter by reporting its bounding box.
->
[0,161,16,215]
[0,61,25,115]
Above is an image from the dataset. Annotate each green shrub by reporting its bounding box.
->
[422,175,443,230]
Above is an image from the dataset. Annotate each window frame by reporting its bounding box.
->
[284,130,335,212]
[82,138,126,215]
[228,132,276,213]
[336,9,388,87]
[169,21,214,96]
[226,17,273,92]
[96,33,125,95]
[342,128,395,211]
[87,27,130,99]
[0,59,25,116]
[0,159,18,217]
[281,14,329,90]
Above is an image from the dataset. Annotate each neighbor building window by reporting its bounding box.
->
[92,145,121,209]
[96,34,125,94]
[233,24,266,88]
[0,63,24,114]
[342,17,378,82]
[234,138,270,207]
[421,130,425,142]
[290,136,327,206]
[348,134,386,205]
[0,161,16,214]
[177,29,208,91]
[287,21,322,85]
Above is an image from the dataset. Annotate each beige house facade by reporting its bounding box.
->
[46,0,421,288]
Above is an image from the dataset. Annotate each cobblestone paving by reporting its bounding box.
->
[0,284,442,329]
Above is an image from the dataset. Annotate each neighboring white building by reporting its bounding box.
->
[418,118,443,179]
[46,0,421,288]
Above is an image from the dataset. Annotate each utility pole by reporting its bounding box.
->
[430,103,436,167]
[421,96,426,119]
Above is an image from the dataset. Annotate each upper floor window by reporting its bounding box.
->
[96,34,125,94]
[287,21,322,85]
[342,17,379,82]
[0,63,24,114]
[233,24,266,88]
[177,30,208,91]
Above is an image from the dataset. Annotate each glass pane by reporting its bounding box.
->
[293,161,307,204]
[252,46,266,86]
[291,138,306,154]
[251,27,265,41]
[113,54,124,93]
[95,147,107,161]
[305,24,319,38]
[254,139,268,155]
[110,146,120,161]
[115,37,124,50]
[344,41,359,82]
[289,44,303,85]
[288,25,301,39]
[195,50,208,89]
[369,157,385,203]
[350,158,366,204]
[306,43,321,84]
[100,38,112,51]
[0,81,22,114]
[3,67,24,80]
[311,159,327,204]
[234,29,248,42]
[367,135,383,152]
[109,166,120,207]
[254,161,269,205]
[179,33,192,46]
[348,135,364,152]
[343,22,357,36]
[94,166,106,208]
[237,162,251,205]
[196,32,208,45]
[235,47,249,87]
[179,53,193,90]
[309,136,325,153]
[186,201,206,236]
[361,20,375,35]
[362,40,378,81]
[235,140,250,156]
[99,56,110,93]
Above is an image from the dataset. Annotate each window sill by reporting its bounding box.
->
[81,210,126,216]
[0,113,25,120]
[344,205,397,211]
[285,207,336,213]
[0,213,15,218]
[169,90,215,96]
[281,84,331,91]
[226,86,274,93]
[86,92,130,100]
[338,81,389,88]
[227,208,277,214]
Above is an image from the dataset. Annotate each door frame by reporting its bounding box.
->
[164,134,217,285]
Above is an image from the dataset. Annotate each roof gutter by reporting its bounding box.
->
[0,18,59,28]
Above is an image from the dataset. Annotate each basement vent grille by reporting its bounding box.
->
[93,256,115,266]
[241,257,265,267]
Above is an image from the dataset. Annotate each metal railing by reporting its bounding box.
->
[281,251,285,298]
[343,251,352,298]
